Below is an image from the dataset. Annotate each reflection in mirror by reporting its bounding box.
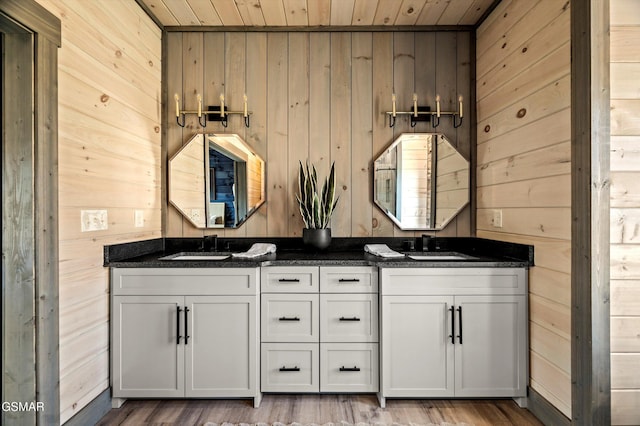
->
[373,133,469,230]
[168,134,206,228]
[169,134,265,229]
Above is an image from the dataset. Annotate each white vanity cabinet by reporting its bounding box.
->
[110,268,261,407]
[260,266,379,393]
[379,267,528,407]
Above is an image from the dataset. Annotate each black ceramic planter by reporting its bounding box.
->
[302,228,332,251]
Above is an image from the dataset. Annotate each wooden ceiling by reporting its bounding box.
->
[138,0,498,28]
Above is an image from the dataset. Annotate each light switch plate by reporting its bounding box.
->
[491,209,503,228]
[81,210,108,232]
[134,210,144,227]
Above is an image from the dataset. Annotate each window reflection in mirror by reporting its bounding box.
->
[169,133,265,229]
[373,133,469,230]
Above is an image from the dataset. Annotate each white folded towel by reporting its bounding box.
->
[232,243,277,258]
[364,244,405,258]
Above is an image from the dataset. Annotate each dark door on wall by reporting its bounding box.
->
[1,6,59,424]
[2,14,38,425]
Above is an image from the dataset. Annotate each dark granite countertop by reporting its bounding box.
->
[104,237,533,269]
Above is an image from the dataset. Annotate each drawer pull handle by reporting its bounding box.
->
[176,306,182,345]
[457,306,463,344]
[278,316,301,321]
[338,278,360,282]
[339,366,361,372]
[279,366,300,372]
[339,316,361,322]
[448,306,455,345]
[278,278,300,282]
[184,306,190,345]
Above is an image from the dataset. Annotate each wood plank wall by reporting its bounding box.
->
[475,0,572,419]
[34,0,162,423]
[165,31,472,238]
[610,1,640,424]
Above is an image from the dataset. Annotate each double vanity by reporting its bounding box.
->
[105,236,532,410]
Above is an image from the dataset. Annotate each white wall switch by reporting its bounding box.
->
[491,209,503,228]
[134,210,144,227]
[81,210,108,232]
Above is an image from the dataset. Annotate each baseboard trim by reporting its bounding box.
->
[528,388,571,426]
[63,388,112,426]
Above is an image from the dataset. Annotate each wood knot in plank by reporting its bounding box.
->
[517,108,527,118]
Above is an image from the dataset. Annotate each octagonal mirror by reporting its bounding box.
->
[169,133,265,228]
[373,133,469,230]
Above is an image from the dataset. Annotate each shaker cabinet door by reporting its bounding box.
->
[184,295,258,397]
[454,295,527,397]
[381,295,454,397]
[112,295,185,398]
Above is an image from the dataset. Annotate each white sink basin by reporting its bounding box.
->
[407,254,470,261]
[160,252,230,261]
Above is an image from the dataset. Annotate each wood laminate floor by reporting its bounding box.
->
[97,395,544,425]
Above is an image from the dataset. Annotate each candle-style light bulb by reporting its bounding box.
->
[220,94,225,118]
[413,93,418,117]
[436,94,441,118]
[243,94,248,118]
[392,93,397,116]
[458,95,464,118]
[174,94,180,118]
[197,94,202,117]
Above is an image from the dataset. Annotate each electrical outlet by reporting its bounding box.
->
[492,209,503,228]
[81,209,108,232]
[134,210,144,228]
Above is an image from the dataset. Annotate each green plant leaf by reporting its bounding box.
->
[296,159,339,229]
[312,193,321,229]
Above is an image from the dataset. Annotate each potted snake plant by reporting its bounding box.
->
[296,160,339,250]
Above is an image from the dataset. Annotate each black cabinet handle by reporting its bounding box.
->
[184,306,190,345]
[338,278,360,283]
[339,366,361,372]
[448,306,455,345]
[176,306,182,345]
[279,366,300,372]
[457,306,463,344]
[278,316,300,321]
[339,316,361,321]
[278,278,300,282]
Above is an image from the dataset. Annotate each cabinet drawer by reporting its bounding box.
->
[261,294,319,342]
[320,343,379,392]
[320,266,378,293]
[261,343,319,392]
[380,268,527,296]
[320,294,378,343]
[261,266,319,293]
[111,268,259,296]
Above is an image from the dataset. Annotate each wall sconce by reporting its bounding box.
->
[386,93,463,129]
[174,93,251,128]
